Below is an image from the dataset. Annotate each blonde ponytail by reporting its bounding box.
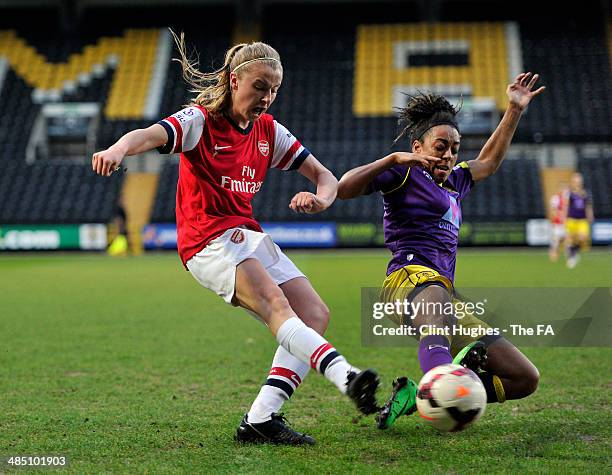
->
[170,30,282,116]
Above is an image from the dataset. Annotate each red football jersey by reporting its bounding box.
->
[157,106,310,266]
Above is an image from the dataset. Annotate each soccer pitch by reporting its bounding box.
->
[1,249,611,473]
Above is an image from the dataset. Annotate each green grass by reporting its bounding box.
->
[1,249,611,474]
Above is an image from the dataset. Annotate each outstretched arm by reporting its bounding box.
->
[92,124,168,176]
[289,154,338,214]
[338,152,441,199]
[468,72,545,182]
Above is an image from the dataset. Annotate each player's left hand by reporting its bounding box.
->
[507,72,546,110]
[289,192,328,214]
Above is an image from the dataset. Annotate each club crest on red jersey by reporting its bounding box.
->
[230,229,245,244]
[258,140,269,157]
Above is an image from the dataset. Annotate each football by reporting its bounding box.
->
[416,364,487,432]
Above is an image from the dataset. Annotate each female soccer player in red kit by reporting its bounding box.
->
[92,35,379,445]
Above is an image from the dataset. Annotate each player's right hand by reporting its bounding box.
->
[393,152,441,169]
[92,149,125,177]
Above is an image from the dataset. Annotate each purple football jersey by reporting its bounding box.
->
[567,190,591,219]
[367,162,474,283]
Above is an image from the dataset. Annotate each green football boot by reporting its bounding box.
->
[376,376,418,429]
[452,341,488,373]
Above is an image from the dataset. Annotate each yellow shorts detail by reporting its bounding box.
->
[381,265,494,356]
[565,218,590,238]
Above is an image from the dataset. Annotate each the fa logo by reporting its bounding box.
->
[258,140,269,157]
[230,229,245,244]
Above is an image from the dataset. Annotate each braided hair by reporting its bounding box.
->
[394,93,461,147]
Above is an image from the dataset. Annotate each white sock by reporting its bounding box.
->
[276,316,358,394]
[247,346,310,424]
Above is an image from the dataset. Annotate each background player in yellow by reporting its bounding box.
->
[563,172,594,269]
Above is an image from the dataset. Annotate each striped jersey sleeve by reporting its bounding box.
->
[157,106,205,154]
[271,120,311,171]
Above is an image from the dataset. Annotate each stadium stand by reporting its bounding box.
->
[149,157,179,224]
[0,70,36,164]
[519,19,612,142]
[0,1,610,231]
[461,157,545,221]
[578,150,612,219]
[0,160,123,224]
[0,6,231,226]
[0,42,125,225]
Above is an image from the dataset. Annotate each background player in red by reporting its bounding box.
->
[548,184,567,262]
[91,36,379,445]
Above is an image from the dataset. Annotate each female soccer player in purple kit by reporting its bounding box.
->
[563,172,593,269]
[338,72,545,429]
